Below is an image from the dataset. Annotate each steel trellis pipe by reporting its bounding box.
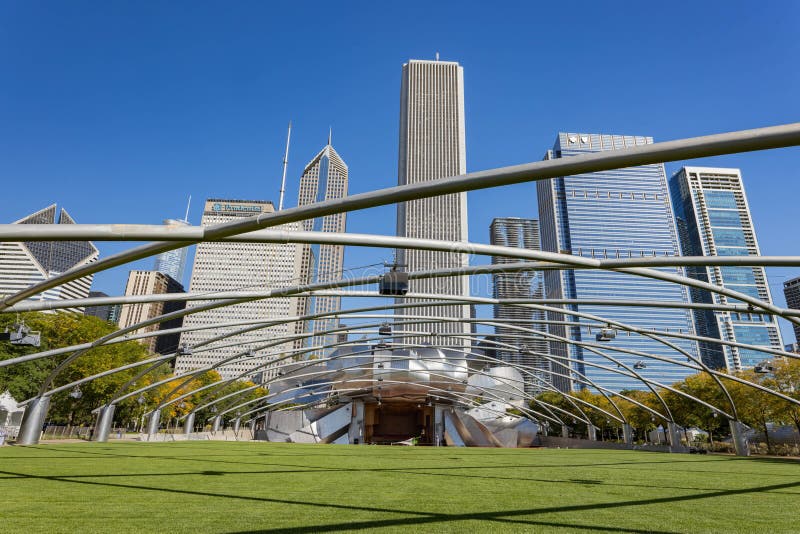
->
[3,122,800,311]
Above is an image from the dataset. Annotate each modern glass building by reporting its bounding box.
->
[784,276,800,344]
[670,167,783,371]
[84,291,117,323]
[489,217,558,394]
[153,218,190,284]
[537,133,699,392]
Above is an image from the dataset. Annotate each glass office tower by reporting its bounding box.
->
[489,217,558,394]
[784,276,800,344]
[670,167,783,371]
[153,218,190,284]
[537,133,699,392]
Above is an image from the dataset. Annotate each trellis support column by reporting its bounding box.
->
[184,412,195,436]
[146,409,161,440]
[729,420,750,457]
[93,404,116,442]
[667,422,684,452]
[622,423,634,446]
[16,396,51,445]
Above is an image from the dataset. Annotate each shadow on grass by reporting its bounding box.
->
[0,461,770,494]
[1,466,798,533]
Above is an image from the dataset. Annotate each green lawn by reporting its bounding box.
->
[1,442,799,533]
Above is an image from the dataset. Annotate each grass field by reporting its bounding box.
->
[1,442,799,533]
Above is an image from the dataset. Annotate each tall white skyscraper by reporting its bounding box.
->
[176,199,304,381]
[0,205,98,312]
[395,59,470,347]
[296,137,348,354]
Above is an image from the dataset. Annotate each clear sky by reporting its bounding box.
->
[1,1,799,340]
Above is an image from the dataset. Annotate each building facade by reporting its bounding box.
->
[83,291,120,323]
[153,218,190,284]
[296,138,348,354]
[489,218,555,394]
[117,270,186,354]
[176,199,304,381]
[0,205,98,311]
[671,167,783,371]
[537,133,699,392]
[395,58,470,347]
[784,276,800,344]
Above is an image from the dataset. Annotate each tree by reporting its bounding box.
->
[660,372,728,444]
[0,312,153,425]
[723,370,783,454]
[767,357,800,437]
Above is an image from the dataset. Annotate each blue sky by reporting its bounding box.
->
[1,1,799,340]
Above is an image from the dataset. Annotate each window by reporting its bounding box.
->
[712,228,747,247]
[704,190,737,209]
[708,209,743,228]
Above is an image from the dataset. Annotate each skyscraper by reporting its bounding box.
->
[0,205,99,311]
[671,167,783,371]
[537,133,699,392]
[296,137,348,354]
[784,276,800,344]
[117,270,186,354]
[153,218,190,284]
[395,58,470,347]
[489,218,555,394]
[176,199,304,381]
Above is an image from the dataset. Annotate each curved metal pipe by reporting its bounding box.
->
[5,121,799,310]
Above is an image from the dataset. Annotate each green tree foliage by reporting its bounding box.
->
[768,357,800,436]
[1,312,272,430]
[532,358,800,448]
[1,312,153,425]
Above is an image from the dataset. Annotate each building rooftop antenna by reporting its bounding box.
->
[435,52,439,61]
[183,195,191,223]
[278,121,292,211]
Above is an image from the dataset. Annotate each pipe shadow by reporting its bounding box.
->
[1,468,798,533]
